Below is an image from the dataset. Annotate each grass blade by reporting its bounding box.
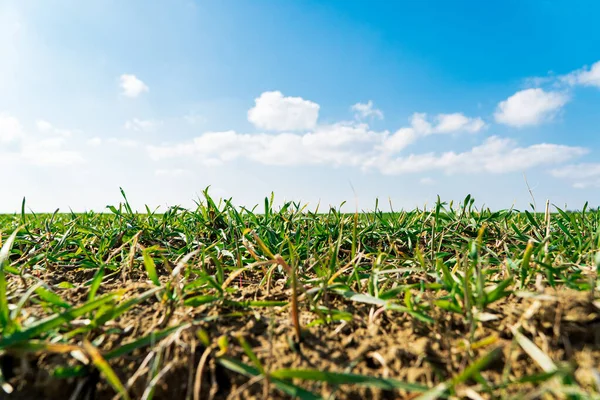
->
[105,323,190,360]
[142,248,160,286]
[218,357,321,400]
[0,292,119,348]
[0,227,21,330]
[512,328,557,373]
[270,369,428,392]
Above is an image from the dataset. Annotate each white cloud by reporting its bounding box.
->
[21,137,84,166]
[0,114,82,167]
[435,113,485,133]
[0,114,84,166]
[108,138,139,148]
[494,88,569,127]
[550,163,600,188]
[145,118,582,178]
[409,112,485,135]
[379,127,417,153]
[523,75,556,88]
[410,113,432,134]
[140,90,582,179]
[366,136,587,175]
[148,122,385,167]
[36,119,73,137]
[124,118,161,132]
[87,137,102,146]
[551,163,600,180]
[247,91,319,131]
[148,107,489,171]
[120,74,149,98]
[561,60,600,88]
[36,120,52,132]
[377,112,485,154]
[0,113,23,143]
[351,100,384,120]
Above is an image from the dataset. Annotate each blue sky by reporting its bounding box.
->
[1,0,600,213]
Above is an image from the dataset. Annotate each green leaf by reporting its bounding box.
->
[270,369,428,392]
[524,210,540,230]
[143,249,160,286]
[386,304,435,324]
[451,346,503,385]
[53,365,87,379]
[0,292,119,348]
[336,290,387,306]
[92,287,162,328]
[0,227,21,330]
[218,357,322,400]
[484,278,513,306]
[105,323,190,360]
[236,334,265,375]
[88,264,105,301]
[415,346,503,400]
[521,240,535,287]
[216,335,229,357]
[34,287,71,309]
[434,299,463,314]
[184,295,219,307]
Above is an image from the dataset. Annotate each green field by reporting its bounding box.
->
[1,190,599,399]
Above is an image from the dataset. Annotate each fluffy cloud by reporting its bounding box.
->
[107,138,139,148]
[0,113,83,166]
[145,91,583,177]
[87,137,102,146]
[367,136,587,175]
[87,137,139,147]
[351,100,384,120]
[0,113,23,143]
[377,112,485,153]
[247,91,319,131]
[146,119,582,177]
[494,88,569,127]
[124,118,161,132]
[435,113,485,133]
[21,137,84,166]
[148,129,585,176]
[409,112,485,135]
[36,120,52,132]
[36,119,73,137]
[120,74,149,98]
[561,60,600,88]
[148,122,385,167]
[378,128,418,153]
[550,163,600,188]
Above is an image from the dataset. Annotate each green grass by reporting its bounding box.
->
[0,189,599,399]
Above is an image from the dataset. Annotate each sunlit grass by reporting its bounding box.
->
[0,188,599,399]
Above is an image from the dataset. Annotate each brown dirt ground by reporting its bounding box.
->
[2,269,599,400]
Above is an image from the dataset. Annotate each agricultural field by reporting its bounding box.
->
[0,191,599,399]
